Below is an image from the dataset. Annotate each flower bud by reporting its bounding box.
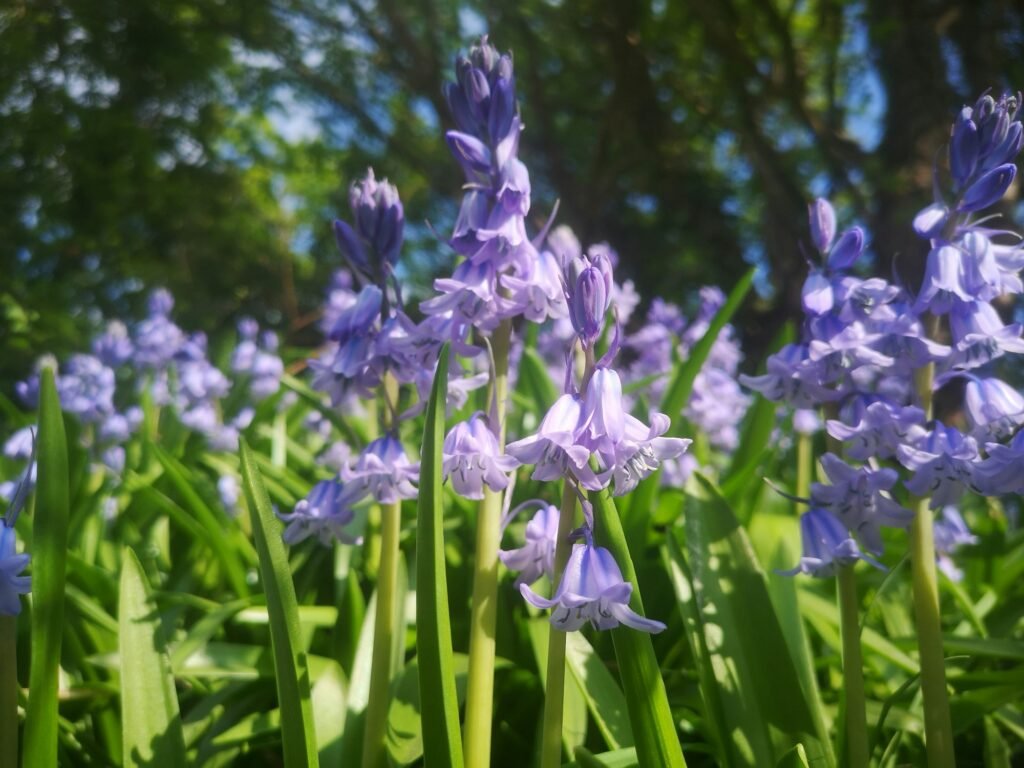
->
[808,198,836,253]
[959,163,1016,212]
[827,227,864,271]
[569,264,610,345]
[949,108,979,186]
[339,169,405,276]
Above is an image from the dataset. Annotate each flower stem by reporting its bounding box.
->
[911,314,955,767]
[837,565,869,768]
[463,318,512,765]
[539,481,579,768]
[361,499,402,768]
[362,373,404,768]
[0,615,17,767]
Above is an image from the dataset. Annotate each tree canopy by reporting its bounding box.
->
[3,0,1022,389]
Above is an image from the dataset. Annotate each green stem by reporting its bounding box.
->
[362,373,404,768]
[463,319,512,765]
[361,499,402,768]
[910,315,955,768]
[0,616,17,767]
[539,482,578,768]
[837,565,869,768]
[796,431,812,499]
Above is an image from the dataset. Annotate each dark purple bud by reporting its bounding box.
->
[979,107,1010,157]
[488,77,516,147]
[496,54,513,82]
[959,163,1016,212]
[569,265,610,345]
[444,81,475,134]
[808,198,836,253]
[333,220,369,273]
[465,68,491,123]
[950,109,979,186]
[974,94,995,122]
[446,131,492,176]
[980,121,1022,172]
[827,227,864,271]
[913,202,949,239]
[470,37,499,75]
[373,183,404,267]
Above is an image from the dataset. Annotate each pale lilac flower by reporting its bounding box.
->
[520,531,665,633]
[963,377,1024,441]
[0,524,30,616]
[933,506,977,581]
[278,479,364,546]
[218,475,239,516]
[808,198,836,253]
[972,428,1024,496]
[810,453,913,553]
[506,394,606,491]
[93,320,133,367]
[780,507,884,578]
[826,401,926,461]
[899,423,980,509]
[499,501,559,586]
[341,434,419,503]
[442,412,519,500]
[3,427,35,461]
[793,409,821,435]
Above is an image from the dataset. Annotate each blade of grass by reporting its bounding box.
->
[239,439,319,768]
[415,345,464,768]
[590,489,687,768]
[119,548,186,767]
[22,367,70,768]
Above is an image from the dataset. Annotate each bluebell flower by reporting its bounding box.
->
[0,524,31,616]
[780,507,884,578]
[499,501,559,586]
[506,393,606,491]
[278,479,364,546]
[898,423,980,509]
[948,300,1024,369]
[521,529,665,633]
[333,168,404,281]
[218,475,240,516]
[826,401,926,461]
[133,289,186,369]
[933,506,977,581]
[442,412,519,500]
[57,354,116,423]
[810,453,913,554]
[92,320,134,367]
[341,434,419,504]
[963,376,1024,442]
[3,426,35,460]
[972,428,1024,496]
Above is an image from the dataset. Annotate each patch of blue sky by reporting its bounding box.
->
[840,11,885,151]
[458,7,487,38]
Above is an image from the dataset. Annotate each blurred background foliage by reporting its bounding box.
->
[2,0,1023,392]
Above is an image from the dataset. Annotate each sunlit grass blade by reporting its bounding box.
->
[658,267,755,427]
[626,268,755,535]
[415,344,464,768]
[22,367,69,768]
[119,548,186,767]
[670,474,834,767]
[590,489,687,768]
[239,439,319,768]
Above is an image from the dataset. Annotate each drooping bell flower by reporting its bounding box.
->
[442,412,519,500]
[341,434,419,504]
[277,479,365,546]
[520,527,665,633]
[810,453,912,554]
[780,507,884,578]
[933,506,977,581]
[898,422,980,509]
[498,501,560,586]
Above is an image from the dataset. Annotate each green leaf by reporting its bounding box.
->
[23,367,70,768]
[239,439,319,768]
[590,489,687,768]
[573,746,639,768]
[414,344,464,768]
[119,548,187,767]
[659,267,755,428]
[565,631,634,750]
[776,744,811,768]
[667,474,834,767]
[517,347,559,412]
